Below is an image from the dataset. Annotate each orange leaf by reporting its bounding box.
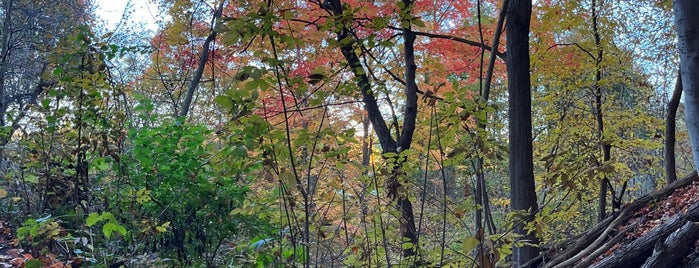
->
[49,263,68,268]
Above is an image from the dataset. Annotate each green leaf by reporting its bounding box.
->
[155,221,170,233]
[412,19,425,27]
[215,95,234,108]
[86,212,102,227]
[24,259,45,268]
[245,79,260,91]
[136,188,151,204]
[280,170,295,188]
[52,67,64,76]
[93,157,110,171]
[25,174,39,184]
[396,1,405,9]
[233,145,247,157]
[101,212,116,222]
[103,221,127,239]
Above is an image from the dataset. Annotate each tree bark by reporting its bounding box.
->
[506,0,539,266]
[178,0,225,119]
[641,221,699,268]
[675,0,699,171]
[0,0,13,141]
[666,70,682,184]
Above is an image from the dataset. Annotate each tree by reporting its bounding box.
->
[590,0,612,222]
[506,0,539,266]
[325,0,421,257]
[0,0,100,216]
[675,0,699,171]
[0,0,90,150]
[530,0,664,233]
[666,70,682,183]
[177,0,225,119]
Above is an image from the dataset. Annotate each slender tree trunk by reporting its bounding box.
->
[0,0,13,134]
[666,70,682,183]
[0,0,12,168]
[474,0,509,237]
[591,0,611,222]
[362,116,371,167]
[395,0,420,257]
[328,0,420,258]
[483,0,509,236]
[178,0,225,119]
[674,0,699,172]
[506,0,539,266]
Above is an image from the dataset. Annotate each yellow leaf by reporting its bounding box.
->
[462,236,479,253]
[156,221,170,233]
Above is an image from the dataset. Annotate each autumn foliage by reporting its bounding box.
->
[0,0,691,267]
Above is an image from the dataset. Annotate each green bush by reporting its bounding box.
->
[108,120,264,266]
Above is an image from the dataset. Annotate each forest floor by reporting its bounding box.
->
[0,219,82,268]
[2,176,699,267]
[0,220,28,268]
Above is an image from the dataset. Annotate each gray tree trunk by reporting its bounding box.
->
[675,0,699,171]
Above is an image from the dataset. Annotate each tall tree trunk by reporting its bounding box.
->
[394,0,420,257]
[0,0,13,137]
[666,70,682,183]
[328,0,420,258]
[506,0,539,266]
[0,0,12,169]
[591,0,612,222]
[674,0,699,172]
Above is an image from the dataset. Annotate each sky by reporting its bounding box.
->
[94,0,160,33]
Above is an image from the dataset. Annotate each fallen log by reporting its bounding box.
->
[641,221,699,268]
[541,171,699,268]
[589,202,699,268]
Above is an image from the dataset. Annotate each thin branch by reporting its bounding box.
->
[482,0,510,102]
[547,42,596,61]
[401,28,507,61]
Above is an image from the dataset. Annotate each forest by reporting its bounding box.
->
[0,0,698,267]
